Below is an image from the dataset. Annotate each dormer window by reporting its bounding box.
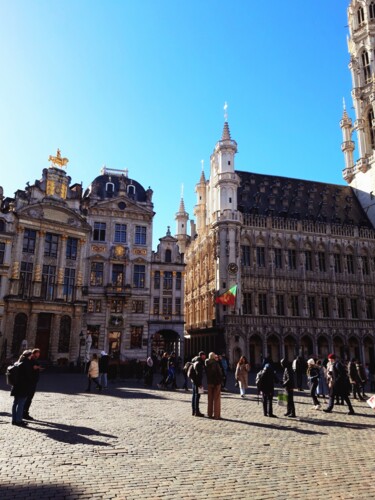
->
[358,6,365,25]
[127,185,136,197]
[165,249,172,263]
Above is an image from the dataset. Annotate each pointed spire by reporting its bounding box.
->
[166,226,171,236]
[179,196,186,213]
[200,160,206,183]
[221,102,231,140]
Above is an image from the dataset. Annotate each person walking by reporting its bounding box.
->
[86,353,102,392]
[190,351,206,417]
[348,358,364,401]
[316,359,328,399]
[11,350,33,426]
[205,352,223,419]
[23,348,44,420]
[99,351,109,389]
[355,360,368,399]
[323,354,355,415]
[281,358,296,418]
[307,358,321,409]
[235,356,251,398]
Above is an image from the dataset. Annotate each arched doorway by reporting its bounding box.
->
[348,336,360,361]
[151,330,180,357]
[333,336,345,360]
[300,335,313,358]
[233,346,242,367]
[267,334,280,363]
[364,336,375,366]
[249,334,262,368]
[284,335,297,362]
[12,313,28,356]
[317,335,329,360]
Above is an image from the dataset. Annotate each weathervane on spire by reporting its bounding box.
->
[224,102,228,122]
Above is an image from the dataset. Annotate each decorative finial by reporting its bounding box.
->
[48,149,69,168]
[181,183,184,198]
[224,102,228,122]
[201,159,204,171]
[343,97,346,111]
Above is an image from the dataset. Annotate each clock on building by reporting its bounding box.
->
[228,262,238,274]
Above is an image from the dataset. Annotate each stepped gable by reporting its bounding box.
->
[236,170,372,228]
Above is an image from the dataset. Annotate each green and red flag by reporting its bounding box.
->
[215,285,237,306]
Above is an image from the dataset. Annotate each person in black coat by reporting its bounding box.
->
[260,362,279,417]
[99,351,109,389]
[11,350,34,426]
[281,358,296,418]
[23,348,44,420]
[324,354,355,415]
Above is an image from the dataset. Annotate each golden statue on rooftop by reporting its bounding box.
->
[48,149,69,168]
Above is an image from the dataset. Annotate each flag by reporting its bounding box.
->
[215,285,237,306]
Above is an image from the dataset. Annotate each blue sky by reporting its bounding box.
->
[0,0,352,247]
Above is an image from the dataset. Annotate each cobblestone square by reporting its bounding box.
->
[0,373,374,499]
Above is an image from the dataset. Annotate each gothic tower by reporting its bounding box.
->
[342,0,375,225]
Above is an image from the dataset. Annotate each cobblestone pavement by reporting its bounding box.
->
[0,371,374,500]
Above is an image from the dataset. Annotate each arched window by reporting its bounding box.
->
[106,182,114,194]
[368,108,375,149]
[127,185,136,198]
[358,6,365,25]
[0,219,5,232]
[58,315,71,352]
[12,313,28,355]
[165,249,172,263]
[370,2,375,19]
[362,50,371,84]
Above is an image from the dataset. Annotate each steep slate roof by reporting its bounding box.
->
[236,170,372,228]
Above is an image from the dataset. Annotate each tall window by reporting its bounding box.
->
[288,249,297,270]
[242,245,251,266]
[362,50,371,84]
[276,294,285,316]
[90,262,104,286]
[362,255,370,275]
[274,248,282,269]
[93,222,106,242]
[111,299,123,313]
[66,237,78,260]
[346,254,355,274]
[175,272,182,290]
[163,271,173,290]
[318,251,326,272]
[351,298,359,319]
[163,297,173,315]
[0,241,5,264]
[321,297,329,318]
[133,264,145,288]
[135,226,147,245]
[368,109,375,149]
[243,293,252,315]
[291,295,299,317]
[45,233,59,257]
[366,299,374,319]
[175,297,181,315]
[338,297,346,318]
[370,2,375,20]
[88,299,101,313]
[63,268,75,301]
[334,253,342,273]
[58,316,71,352]
[12,313,28,355]
[132,300,144,313]
[256,247,265,268]
[19,262,33,298]
[41,265,56,300]
[130,325,143,349]
[258,293,267,315]
[154,271,160,289]
[358,6,365,24]
[305,250,313,271]
[153,297,160,315]
[112,264,124,286]
[308,296,316,318]
[165,249,172,263]
[22,228,37,254]
[114,224,127,243]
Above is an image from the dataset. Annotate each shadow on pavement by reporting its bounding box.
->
[0,484,79,500]
[220,417,327,435]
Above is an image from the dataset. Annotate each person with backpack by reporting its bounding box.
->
[190,351,206,417]
[281,358,296,418]
[10,350,33,426]
[257,361,278,417]
[205,352,223,419]
[323,354,355,415]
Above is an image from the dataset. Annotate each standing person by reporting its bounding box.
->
[205,353,223,419]
[355,360,368,399]
[281,358,296,418]
[259,362,278,417]
[86,353,102,392]
[11,350,33,426]
[144,356,154,387]
[294,355,305,391]
[323,354,355,415]
[23,348,44,420]
[316,359,328,399]
[235,356,251,398]
[190,351,206,417]
[307,358,321,409]
[157,352,169,389]
[348,358,363,400]
[220,354,229,390]
[99,351,109,389]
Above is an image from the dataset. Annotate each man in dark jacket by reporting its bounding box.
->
[190,351,206,417]
[23,348,43,421]
[205,353,223,419]
[11,350,33,426]
[260,363,278,417]
[281,358,296,418]
[324,354,355,415]
[99,351,109,389]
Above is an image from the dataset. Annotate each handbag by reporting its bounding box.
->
[198,386,204,394]
[277,392,288,406]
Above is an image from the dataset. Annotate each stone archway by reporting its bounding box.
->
[249,334,262,368]
[284,335,297,362]
[266,334,280,364]
[333,336,345,360]
[317,335,329,359]
[348,336,360,361]
[364,335,375,367]
[151,330,181,357]
[300,335,313,359]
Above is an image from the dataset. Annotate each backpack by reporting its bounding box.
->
[6,362,20,387]
[255,368,266,392]
[183,361,197,382]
